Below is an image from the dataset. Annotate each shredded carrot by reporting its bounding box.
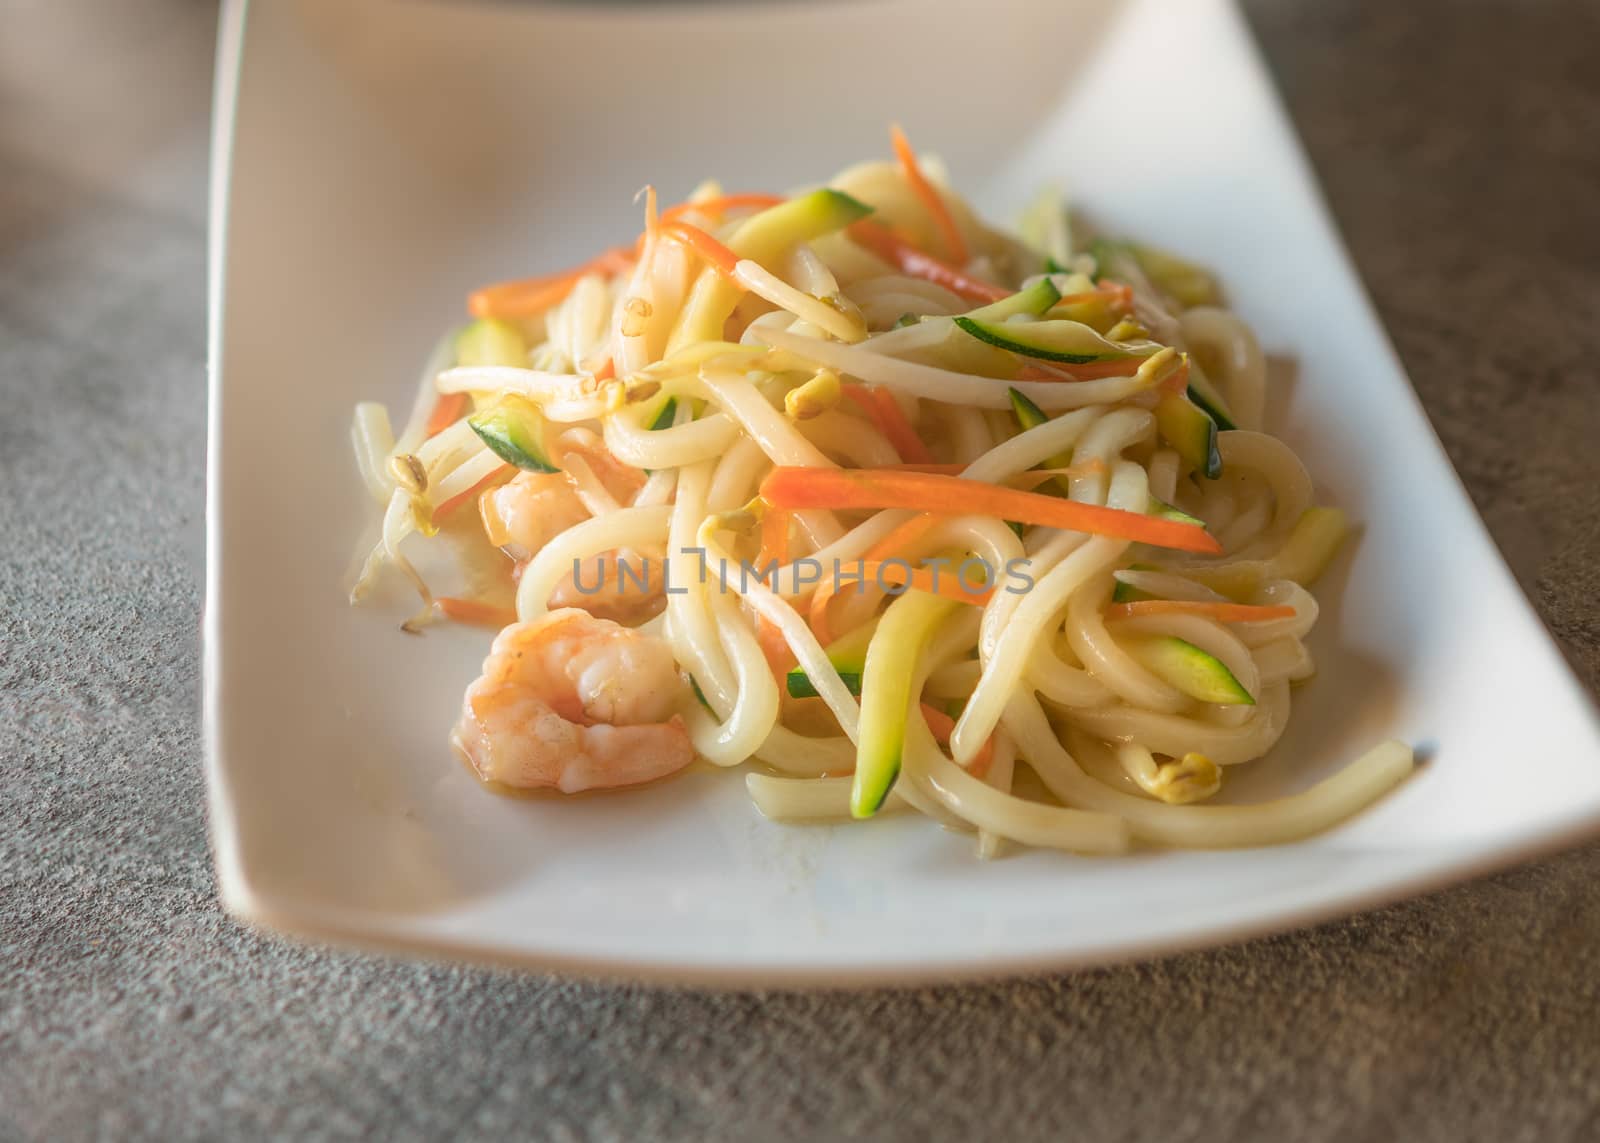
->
[469,277,574,320]
[1105,600,1298,623]
[757,617,795,677]
[435,597,518,629]
[889,125,969,267]
[591,357,616,383]
[434,463,512,521]
[762,467,1223,555]
[759,507,790,569]
[870,512,946,558]
[468,246,636,319]
[1051,281,1136,312]
[887,462,968,474]
[919,703,995,780]
[659,192,786,227]
[806,513,943,646]
[660,221,741,280]
[840,384,936,465]
[425,391,469,438]
[847,219,1009,303]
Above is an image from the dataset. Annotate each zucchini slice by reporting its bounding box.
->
[1274,507,1349,586]
[1186,367,1238,432]
[786,669,863,700]
[960,277,1061,323]
[468,396,558,473]
[1007,386,1048,432]
[1007,386,1075,495]
[785,620,877,699]
[1088,237,1131,284]
[1154,392,1222,480]
[736,189,873,261]
[1121,635,1255,705]
[1111,563,1159,603]
[669,190,874,351]
[1111,579,1152,604]
[953,315,1164,364]
[853,592,959,818]
[455,318,529,368]
[647,396,679,432]
[1147,495,1205,527]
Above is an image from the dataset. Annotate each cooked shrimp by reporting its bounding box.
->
[482,442,665,618]
[480,471,589,561]
[453,609,695,793]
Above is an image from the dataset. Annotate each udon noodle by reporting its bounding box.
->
[347,129,1411,856]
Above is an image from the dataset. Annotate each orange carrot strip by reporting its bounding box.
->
[760,507,790,569]
[591,357,617,383]
[869,512,946,559]
[847,219,1009,303]
[435,597,518,629]
[763,467,1222,555]
[867,389,936,465]
[919,703,995,780]
[840,384,936,465]
[757,617,794,677]
[890,125,969,267]
[1049,282,1135,315]
[1105,600,1298,623]
[470,276,576,320]
[660,221,741,280]
[659,192,786,227]
[434,463,512,521]
[886,462,967,474]
[425,391,469,438]
[468,246,636,319]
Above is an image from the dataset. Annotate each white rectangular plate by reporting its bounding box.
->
[206,0,1600,985]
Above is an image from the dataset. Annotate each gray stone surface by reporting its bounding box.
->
[3,1,1598,1139]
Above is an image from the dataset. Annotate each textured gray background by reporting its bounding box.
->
[3,1,1599,1140]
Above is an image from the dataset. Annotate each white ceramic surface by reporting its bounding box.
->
[205,0,1600,984]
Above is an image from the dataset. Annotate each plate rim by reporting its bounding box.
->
[202,0,1600,987]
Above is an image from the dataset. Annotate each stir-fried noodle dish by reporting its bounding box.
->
[349,128,1412,857]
